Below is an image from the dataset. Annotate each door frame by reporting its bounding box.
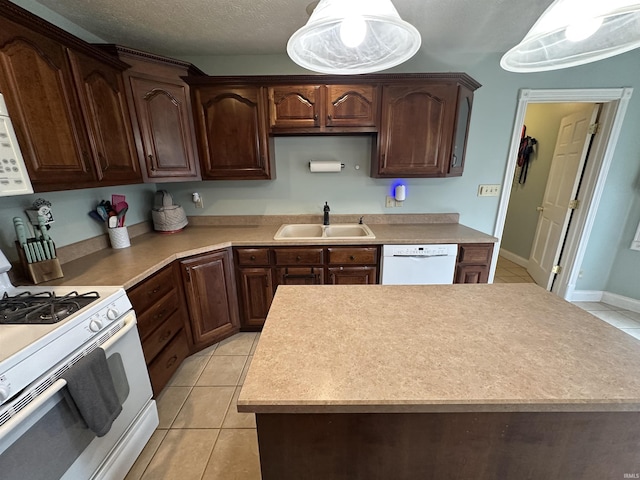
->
[491,88,633,300]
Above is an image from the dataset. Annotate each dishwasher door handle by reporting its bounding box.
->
[392,254,452,258]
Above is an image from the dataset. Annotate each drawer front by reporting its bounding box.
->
[274,248,324,265]
[236,247,270,266]
[142,309,186,364]
[148,328,190,396]
[327,247,378,265]
[128,265,176,313]
[457,244,493,265]
[136,289,180,340]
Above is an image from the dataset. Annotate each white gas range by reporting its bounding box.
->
[0,249,158,480]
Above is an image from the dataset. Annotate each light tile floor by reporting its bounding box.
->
[494,256,535,283]
[126,332,261,480]
[126,266,640,480]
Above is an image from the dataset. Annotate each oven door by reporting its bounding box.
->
[0,311,154,480]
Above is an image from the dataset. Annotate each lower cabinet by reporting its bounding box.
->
[180,248,241,349]
[234,246,380,330]
[237,267,273,330]
[454,243,494,284]
[327,247,378,285]
[127,263,191,396]
[328,266,377,284]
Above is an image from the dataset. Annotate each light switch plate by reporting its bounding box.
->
[478,184,501,197]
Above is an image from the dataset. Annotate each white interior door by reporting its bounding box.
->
[527,104,601,289]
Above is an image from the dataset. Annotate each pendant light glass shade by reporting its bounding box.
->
[287,0,421,75]
[501,0,640,72]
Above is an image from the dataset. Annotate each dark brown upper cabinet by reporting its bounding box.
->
[99,45,203,183]
[0,16,95,189]
[68,50,141,184]
[0,0,141,191]
[268,84,378,133]
[190,84,274,180]
[372,78,477,178]
[186,74,479,179]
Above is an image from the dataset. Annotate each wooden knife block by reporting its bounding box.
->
[15,241,64,284]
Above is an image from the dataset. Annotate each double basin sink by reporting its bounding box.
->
[274,223,375,240]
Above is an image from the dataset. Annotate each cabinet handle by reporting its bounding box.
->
[148,154,155,171]
[81,150,91,167]
[148,287,160,296]
[166,355,178,368]
[327,114,332,121]
[313,114,318,121]
[159,330,172,343]
[98,152,109,171]
[296,255,302,261]
[349,255,355,261]
[250,255,256,261]
[153,308,168,321]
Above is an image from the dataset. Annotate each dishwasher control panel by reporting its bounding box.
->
[384,244,458,257]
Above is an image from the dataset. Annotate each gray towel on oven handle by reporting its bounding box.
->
[62,347,122,437]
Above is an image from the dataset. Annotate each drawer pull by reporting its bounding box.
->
[296,255,302,261]
[148,287,160,296]
[166,355,178,368]
[153,308,168,321]
[159,330,172,343]
[250,255,256,260]
[349,255,355,261]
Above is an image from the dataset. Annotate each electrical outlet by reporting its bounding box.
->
[478,184,501,197]
[385,196,396,208]
[192,192,204,208]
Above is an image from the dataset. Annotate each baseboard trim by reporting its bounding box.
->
[569,290,604,302]
[569,290,640,312]
[601,292,640,314]
[498,248,529,268]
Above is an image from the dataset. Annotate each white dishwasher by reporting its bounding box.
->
[381,244,458,285]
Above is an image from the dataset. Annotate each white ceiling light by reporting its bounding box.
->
[287,0,421,75]
[500,0,640,72]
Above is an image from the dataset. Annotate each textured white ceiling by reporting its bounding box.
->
[34,0,555,57]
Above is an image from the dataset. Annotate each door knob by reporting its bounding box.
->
[536,206,544,212]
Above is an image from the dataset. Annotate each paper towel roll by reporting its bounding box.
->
[309,161,344,173]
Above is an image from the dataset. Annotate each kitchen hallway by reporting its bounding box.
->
[125,290,640,480]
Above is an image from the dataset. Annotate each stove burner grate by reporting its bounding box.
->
[0,291,100,324]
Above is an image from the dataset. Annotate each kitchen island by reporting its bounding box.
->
[238,284,640,479]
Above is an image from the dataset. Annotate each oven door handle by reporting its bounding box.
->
[100,311,137,352]
[0,378,67,442]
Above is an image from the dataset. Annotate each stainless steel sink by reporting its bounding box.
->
[274,223,375,240]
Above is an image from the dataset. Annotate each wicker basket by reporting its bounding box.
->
[152,191,188,233]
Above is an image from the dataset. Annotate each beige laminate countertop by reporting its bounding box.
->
[46,222,496,289]
[238,284,640,414]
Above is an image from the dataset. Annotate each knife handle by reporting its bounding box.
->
[22,243,32,263]
[48,240,56,259]
[41,241,51,260]
[27,243,38,262]
[35,242,46,261]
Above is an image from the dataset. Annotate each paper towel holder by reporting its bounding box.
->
[309,160,345,173]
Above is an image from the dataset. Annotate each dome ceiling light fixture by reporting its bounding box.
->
[287,0,421,75]
[500,0,640,72]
